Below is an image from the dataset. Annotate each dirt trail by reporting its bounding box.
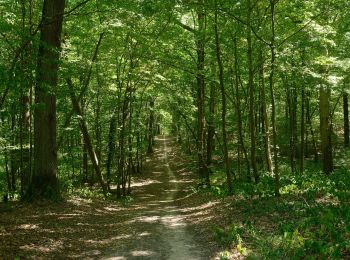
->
[106,135,206,259]
[0,136,211,259]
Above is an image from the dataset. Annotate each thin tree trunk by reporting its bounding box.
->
[147,100,154,154]
[19,0,31,196]
[247,0,258,183]
[57,33,104,150]
[269,0,280,196]
[127,99,134,195]
[259,51,273,173]
[306,92,318,161]
[117,84,131,197]
[5,147,11,195]
[343,90,349,147]
[233,37,250,179]
[106,109,117,185]
[67,78,107,197]
[214,1,232,193]
[286,80,297,174]
[196,0,210,186]
[206,67,216,169]
[300,87,305,173]
[95,69,102,162]
[10,107,17,193]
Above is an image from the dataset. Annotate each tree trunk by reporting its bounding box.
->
[343,90,349,147]
[300,87,305,173]
[27,0,65,200]
[196,0,209,186]
[19,0,32,196]
[106,109,117,185]
[269,0,280,196]
[147,100,154,154]
[67,79,107,197]
[117,84,132,197]
[320,86,333,174]
[247,0,258,183]
[286,80,297,174]
[306,91,318,161]
[259,51,273,173]
[206,66,216,169]
[57,33,104,150]
[214,1,232,193]
[95,69,102,163]
[233,37,250,179]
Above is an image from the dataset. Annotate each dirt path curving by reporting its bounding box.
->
[0,137,211,260]
[0,136,212,259]
[106,135,206,259]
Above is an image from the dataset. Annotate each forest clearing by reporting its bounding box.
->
[1,0,350,259]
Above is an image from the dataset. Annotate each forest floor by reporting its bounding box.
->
[0,136,227,259]
[3,136,346,259]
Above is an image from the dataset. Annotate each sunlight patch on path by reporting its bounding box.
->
[158,135,202,260]
[106,136,204,259]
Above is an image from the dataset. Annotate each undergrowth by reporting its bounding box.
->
[207,163,350,259]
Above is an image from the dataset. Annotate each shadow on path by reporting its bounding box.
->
[0,136,212,259]
[106,135,205,259]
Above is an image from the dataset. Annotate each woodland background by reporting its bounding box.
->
[0,0,350,258]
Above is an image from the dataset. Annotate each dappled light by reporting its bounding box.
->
[0,136,209,259]
[1,0,349,258]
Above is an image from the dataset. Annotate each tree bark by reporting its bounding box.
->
[206,67,216,168]
[343,90,349,147]
[233,37,250,179]
[67,78,107,197]
[57,33,104,150]
[320,85,333,174]
[147,100,155,154]
[259,51,273,173]
[306,91,318,161]
[214,1,233,193]
[106,109,117,185]
[247,0,258,183]
[27,0,65,199]
[196,0,210,186]
[269,0,280,196]
[300,87,305,173]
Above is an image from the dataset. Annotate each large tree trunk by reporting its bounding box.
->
[26,0,65,200]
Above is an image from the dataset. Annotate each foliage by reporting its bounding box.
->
[210,165,350,258]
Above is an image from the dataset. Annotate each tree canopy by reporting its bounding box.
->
[0,0,350,258]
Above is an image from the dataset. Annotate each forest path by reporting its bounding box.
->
[106,135,206,259]
[0,136,213,259]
